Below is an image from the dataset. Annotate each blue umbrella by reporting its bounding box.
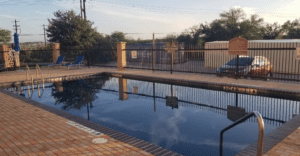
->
[13,33,20,52]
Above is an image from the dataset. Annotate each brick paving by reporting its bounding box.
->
[0,92,154,156]
[1,67,300,155]
[263,128,300,156]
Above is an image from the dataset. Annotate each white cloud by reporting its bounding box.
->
[0,14,17,18]
[51,0,201,38]
[35,11,51,15]
[232,2,300,25]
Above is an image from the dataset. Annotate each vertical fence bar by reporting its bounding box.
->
[152,33,155,73]
[171,53,173,74]
[236,55,239,79]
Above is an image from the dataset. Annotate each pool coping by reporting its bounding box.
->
[0,88,183,156]
[236,114,300,156]
[1,71,300,155]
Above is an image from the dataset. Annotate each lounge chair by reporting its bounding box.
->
[48,56,65,68]
[64,56,84,69]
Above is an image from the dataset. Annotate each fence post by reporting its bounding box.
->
[236,55,239,79]
[52,43,60,64]
[152,33,155,73]
[1,45,9,68]
[171,53,173,74]
[117,42,127,71]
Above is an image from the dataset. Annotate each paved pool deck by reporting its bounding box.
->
[0,67,300,155]
[0,91,155,156]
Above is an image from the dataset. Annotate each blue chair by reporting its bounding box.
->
[64,56,84,69]
[48,56,65,68]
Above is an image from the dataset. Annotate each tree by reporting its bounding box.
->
[239,14,265,40]
[281,19,300,39]
[0,28,11,44]
[110,31,126,44]
[219,8,246,39]
[163,34,177,42]
[177,34,192,46]
[262,22,281,39]
[46,10,100,50]
[182,8,267,46]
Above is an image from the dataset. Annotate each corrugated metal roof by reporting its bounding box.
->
[207,39,300,43]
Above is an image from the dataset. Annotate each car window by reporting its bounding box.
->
[226,57,254,66]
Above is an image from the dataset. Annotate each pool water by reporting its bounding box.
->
[6,76,300,156]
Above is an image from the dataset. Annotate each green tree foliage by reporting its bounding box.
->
[177,34,192,45]
[0,28,12,44]
[46,10,101,55]
[46,9,104,65]
[262,22,281,39]
[281,19,300,39]
[198,8,265,44]
[239,15,265,40]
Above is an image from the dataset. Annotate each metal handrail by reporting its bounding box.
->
[37,84,44,98]
[25,65,32,81]
[36,64,43,79]
[36,64,44,89]
[27,85,34,99]
[220,111,264,156]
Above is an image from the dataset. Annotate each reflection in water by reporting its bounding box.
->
[51,77,109,115]
[153,82,156,112]
[118,78,128,100]
[6,76,300,156]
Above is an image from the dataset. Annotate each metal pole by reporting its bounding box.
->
[87,103,90,120]
[87,46,90,68]
[15,20,17,33]
[43,24,46,47]
[171,53,173,74]
[80,0,83,19]
[153,82,156,112]
[171,84,173,96]
[83,0,86,20]
[235,92,238,107]
[152,33,155,73]
[236,55,239,79]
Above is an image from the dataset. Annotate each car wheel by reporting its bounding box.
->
[265,72,271,81]
[245,73,251,80]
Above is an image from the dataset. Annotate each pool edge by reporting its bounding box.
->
[0,88,183,156]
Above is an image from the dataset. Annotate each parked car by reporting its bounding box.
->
[216,56,273,79]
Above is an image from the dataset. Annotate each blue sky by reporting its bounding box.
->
[0,0,299,43]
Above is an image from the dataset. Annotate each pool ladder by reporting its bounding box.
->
[219,111,264,156]
[25,65,45,99]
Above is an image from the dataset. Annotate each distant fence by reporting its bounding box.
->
[205,41,300,74]
[2,40,300,82]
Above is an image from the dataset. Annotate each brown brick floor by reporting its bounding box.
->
[0,92,154,156]
[263,128,300,156]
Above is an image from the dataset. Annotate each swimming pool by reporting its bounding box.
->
[6,76,300,156]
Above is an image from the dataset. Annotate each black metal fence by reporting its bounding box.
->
[124,41,300,82]
[2,41,300,83]
[0,47,118,68]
